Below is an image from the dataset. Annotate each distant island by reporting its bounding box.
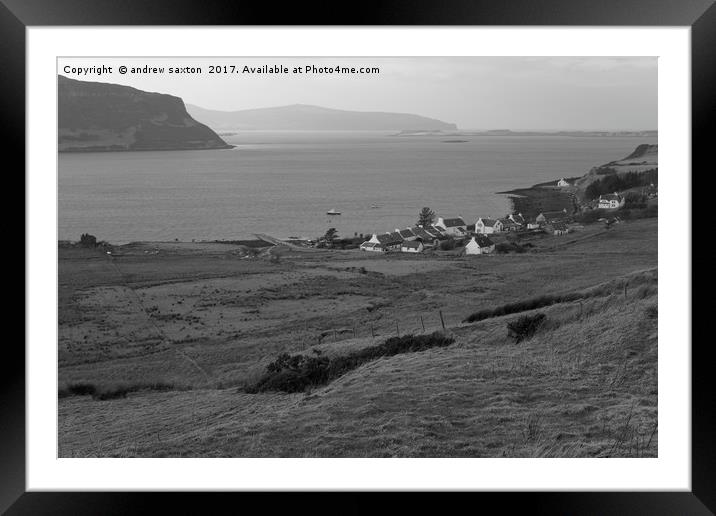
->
[58,76,232,152]
[395,129,657,138]
[186,103,458,131]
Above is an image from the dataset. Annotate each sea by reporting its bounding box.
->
[58,131,657,243]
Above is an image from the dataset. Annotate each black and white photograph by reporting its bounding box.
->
[56,56,660,459]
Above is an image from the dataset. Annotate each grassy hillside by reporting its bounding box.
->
[58,219,657,457]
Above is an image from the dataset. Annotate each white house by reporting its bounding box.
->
[475,217,503,234]
[401,240,424,253]
[465,235,495,255]
[360,241,386,252]
[598,193,625,209]
[434,217,467,236]
[557,178,571,187]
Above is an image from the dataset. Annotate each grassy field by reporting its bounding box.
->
[58,218,657,457]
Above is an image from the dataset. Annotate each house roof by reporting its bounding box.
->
[466,224,476,232]
[470,234,494,247]
[538,210,567,220]
[478,218,499,227]
[399,228,415,238]
[441,217,466,227]
[509,213,525,224]
[599,193,622,201]
[402,240,423,249]
[426,226,447,239]
[411,227,434,240]
[550,222,568,231]
[376,233,402,245]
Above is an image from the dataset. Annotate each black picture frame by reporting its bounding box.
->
[6,0,713,513]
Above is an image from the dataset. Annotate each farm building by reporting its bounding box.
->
[475,217,503,234]
[401,240,424,253]
[557,178,571,187]
[359,242,386,252]
[598,193,625,209]
[435,217,468,236]
[536,209,568,224]
[465,234,495,255]
[547,222,569,236]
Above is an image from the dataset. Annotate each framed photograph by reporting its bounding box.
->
[8,0,712,512]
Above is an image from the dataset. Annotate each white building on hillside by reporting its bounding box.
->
[465,235,495,255]
[557,178,571,187]
[598,193,625,209]
[475,217,503,234]
[434,217,467,236]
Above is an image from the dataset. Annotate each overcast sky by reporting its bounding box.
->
[58,57,657,131]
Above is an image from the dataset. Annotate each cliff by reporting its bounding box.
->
[58,76,232,152]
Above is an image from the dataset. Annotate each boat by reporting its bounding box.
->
[326,209,341,215]
[370,204,381,209]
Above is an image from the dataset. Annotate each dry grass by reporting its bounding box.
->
[58,218,658,457]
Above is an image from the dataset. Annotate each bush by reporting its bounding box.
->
[79,233,97,248]
[245,332,454,394]
[507,313,546,343]
[439,238,456,251]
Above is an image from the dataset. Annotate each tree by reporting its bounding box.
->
[324,228,338,241]
[79,233,97,248]
[417,207,436,227]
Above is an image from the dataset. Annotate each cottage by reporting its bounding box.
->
[400,240,424,253]
[499,218,519,232]
[547,222,569,236]
[536,209,568,224]
[434,217,468,236]
[557,178,571,187]
[410,227,440,247]
[598,193,625,209]
[526,220,542,230]
[360,241,386,252]
[368,232,402,250]
[464,234,495,255]
[475,217,503,234]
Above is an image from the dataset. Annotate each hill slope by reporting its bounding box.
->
[186,103,458,131]
[58,76,232,152]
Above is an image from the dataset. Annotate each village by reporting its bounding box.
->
[310,182,638,255]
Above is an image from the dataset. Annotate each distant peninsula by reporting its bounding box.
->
[395,129,657,138]
[186,103,458,131]
[58,76,232,152]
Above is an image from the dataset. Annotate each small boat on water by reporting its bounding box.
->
[370,204,381,209]
[326,208,341,215]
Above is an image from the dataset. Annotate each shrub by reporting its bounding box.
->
[245,332,454,394]
[507,313,546,343]
[79,233,97,248]
[439,238,456,251]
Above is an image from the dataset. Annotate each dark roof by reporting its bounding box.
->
[551,222,568,231]
[399,228,415,238]
[411,227,434,240]
[402,240,423,249]
[427,226,447,239]
[441,217,466,227]
[376,233,402,245]
[470,234,494,247]
[510,213,525,224]
[478,218,499,227]
[538,210,567,220]
[466,224,476,232]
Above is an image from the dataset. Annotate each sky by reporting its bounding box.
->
[58,57,657,131]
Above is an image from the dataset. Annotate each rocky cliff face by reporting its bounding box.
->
[58,76,232,152]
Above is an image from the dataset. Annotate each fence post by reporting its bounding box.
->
[624,283,628,298]
[371,324,375,339]
[334,329,337,342]
[439,310,446,330]
[396,321,400,336]
[420,315,425,333]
